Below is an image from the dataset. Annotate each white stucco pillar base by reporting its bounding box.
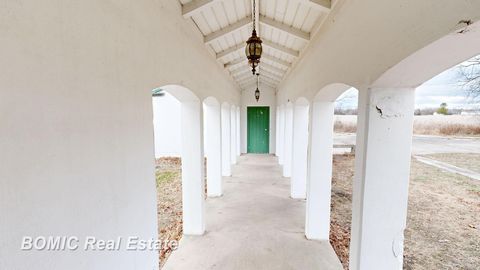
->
[349,88,415,270]
[204,103,222,197]
[278,106,285,165]
[221,105,231,176]
[283,103,294,177]
[181,101,205,235]
[305,101,334,240]
[291,102,309,199]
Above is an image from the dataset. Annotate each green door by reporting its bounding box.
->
[247,106,270,153]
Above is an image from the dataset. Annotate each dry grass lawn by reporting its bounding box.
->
[330,154,480,270]
[334,115,480,136]
[156,157,183,268]
[424,153,480,173]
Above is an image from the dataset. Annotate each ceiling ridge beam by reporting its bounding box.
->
[204,17,251,44]
[262,39,300,57]
[259,15,310,41]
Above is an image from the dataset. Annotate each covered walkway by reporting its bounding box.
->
[163,155,342,270]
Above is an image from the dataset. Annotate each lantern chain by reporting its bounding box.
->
[253,0,256,32]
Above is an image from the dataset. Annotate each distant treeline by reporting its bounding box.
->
[334,108,358,115]
[414,108,465,115]
[335,107,472,115]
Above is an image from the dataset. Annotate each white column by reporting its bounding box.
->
[278,105,285,165]
[291,102,309,199]
[221,105,231,176]
[349,88,415,270]
[236,106,241,156]
[283,103,294,177]
[305,101,334,240]
[230,106,237,164]
[203,103,222,197]
[181,101,205,235]
[275,106,280,156]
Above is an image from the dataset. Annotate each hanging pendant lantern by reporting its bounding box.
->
[255,73,260,102]
[246,0,262,75]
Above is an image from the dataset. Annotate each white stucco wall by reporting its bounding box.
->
[153,94,181,157]
[0,1,239,269]
[240,83,277,154]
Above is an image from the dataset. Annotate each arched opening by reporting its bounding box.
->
[305,83,359,246]
[401,59,480,269]
[151,85,205,268]
[203,97,222,197]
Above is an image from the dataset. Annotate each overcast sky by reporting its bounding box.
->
[336,56,480,110]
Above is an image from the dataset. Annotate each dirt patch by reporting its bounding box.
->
[424,153,480,173]
[330,154,355,269]
[329,154,480,269]
[156,157,183,268]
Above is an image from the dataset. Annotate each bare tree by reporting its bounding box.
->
[459,56,480,100]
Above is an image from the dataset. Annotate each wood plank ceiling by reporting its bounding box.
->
[179,0,332,90]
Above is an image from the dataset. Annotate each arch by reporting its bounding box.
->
[314,83,352,102]
[306,83,358,240]
[152,84,205,236]
[203,96,220,107]
[160,84,200,102]
[373,20,480,88]
[295,97,310,106]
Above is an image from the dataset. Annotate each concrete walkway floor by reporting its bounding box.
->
[163,154,343,270]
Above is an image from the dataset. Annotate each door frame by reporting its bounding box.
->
[247,106,270,154]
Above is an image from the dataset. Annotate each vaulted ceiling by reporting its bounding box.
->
[179,0,333,91]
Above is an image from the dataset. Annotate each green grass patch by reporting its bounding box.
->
[156,171,179,186]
